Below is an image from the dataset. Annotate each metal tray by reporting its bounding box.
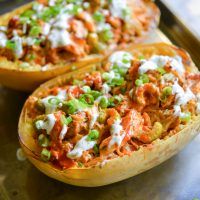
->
[0,1,200,200]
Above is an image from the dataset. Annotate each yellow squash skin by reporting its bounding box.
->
[18,43,200,187]
[0,1,160,91]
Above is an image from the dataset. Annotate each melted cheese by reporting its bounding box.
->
[67,135,96,159]
[36,114,56,135]
[109,119,125,147]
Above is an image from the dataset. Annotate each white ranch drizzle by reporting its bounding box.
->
[42,23,51,36]
[89,106,99,129]
[172,80,195,117]
[12,31,23,58]
[48,29,72,48]
[36,114,56,135]
[59,124,68,140]
[109,51,133,69]
[67,135,96,159]
[110,0,130,20]
[0,26,7,32]
[41,89,67,114]
[172,80,195,106]
[32,2,44,13]
[101,83,111,94]
[53,13,71,30]
[139,55,185,75]
[0,32,7,47]
[108,119,125,148]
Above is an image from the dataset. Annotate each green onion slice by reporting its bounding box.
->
[87,130,99,141]
[41,149,51,162]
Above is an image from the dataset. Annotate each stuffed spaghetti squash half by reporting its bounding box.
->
[0,0,159,91]
[18,43,200,186]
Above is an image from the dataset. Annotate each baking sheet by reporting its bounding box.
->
[157,0,200,66]
[0,1,200,200]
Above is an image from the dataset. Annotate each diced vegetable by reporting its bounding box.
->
[35,120,44,131]
[40,6,61,21]
[29,26,41,37]
[157,67,166,75]
[21,10,35,18]
[61,115,73,125]
[135,79,143,87]
[135,74,149,86]
[108,95,122,107]
[41,149,51,162]
[93,11,105,22]
[87,130,99,141]
[38,134,50,147]
[48,97,61,105]
[98,111,107,123]
[89,90,102,99]
[180,112,191,123]
[99,96,109,108]
[62,99,89,114]
[99,29,113,42]
[161,86,172,101]
[82,86,91,93]
[93,144,99,154]
[6,40,16,50]
[79,94,94,105]
[163,86,172,96]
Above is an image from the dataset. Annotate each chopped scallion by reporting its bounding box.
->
[41,149,51,162]
[38,134,49,147]
[87,130,99,141]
